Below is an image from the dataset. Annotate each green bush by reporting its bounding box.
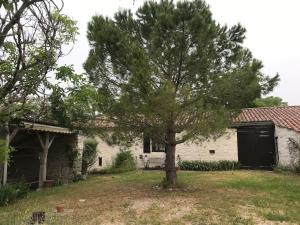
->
[73,174,86,182]
[111,150,137,173]
[0,185,17,206]
[114,150,135,168]
[0,181,29,207]
[178,160,240,171]
[90,150,136,175]
[93,150,137,175]
[13,181,29,199]
[82,138,98,175]
[273,165,300,174]
[0,138,14,164]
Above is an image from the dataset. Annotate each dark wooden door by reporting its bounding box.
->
[237,125,276,168]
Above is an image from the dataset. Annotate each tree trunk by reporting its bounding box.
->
[165,131,177,186]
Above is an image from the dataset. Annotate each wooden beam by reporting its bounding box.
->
[37,133,55,189]
[9,127,19,143]
[37,133,45,150]
[48,135,55,149]
[2,129,9,185]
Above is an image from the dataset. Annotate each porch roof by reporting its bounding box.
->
[14,121,76,134]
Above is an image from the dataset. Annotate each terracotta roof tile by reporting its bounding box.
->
[237,106,300,132]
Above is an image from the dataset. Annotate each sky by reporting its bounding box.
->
[60,0,300,105]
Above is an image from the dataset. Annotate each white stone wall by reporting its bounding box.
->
[176,129,238,162]
[87,129,238,171]
[275,126,300,166]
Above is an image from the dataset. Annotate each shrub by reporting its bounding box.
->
[82,138,98,175]
[114,150,135,168]
[89,150,136,175]
[111,150,137,173]
[178,160,240,171]
[0,181,29,207]
[94,150,137,175]
[273,164,300,174]
[89,168,111,175]
[0,138,14,164]
[0,185,17,206]
[13,180,29,199]
[73,174,86,182]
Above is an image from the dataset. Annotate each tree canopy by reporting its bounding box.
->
[81,138,98,175]
[252,96,287,108]
[85,0,279,185]
[0,0,80,185]
[0,0,78,123]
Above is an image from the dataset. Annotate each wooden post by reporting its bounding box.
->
[3,124,9,185]
[37,133,55,189]
[2,122,19,185]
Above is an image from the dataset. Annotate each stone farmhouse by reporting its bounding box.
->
[89,106,300,171]
[2,106,300,188]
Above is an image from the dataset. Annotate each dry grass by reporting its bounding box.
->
[0,170,300,225]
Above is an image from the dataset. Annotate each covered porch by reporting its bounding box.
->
[1,120,81,189]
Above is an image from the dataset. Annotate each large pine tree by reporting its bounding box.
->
[84,0,279,186]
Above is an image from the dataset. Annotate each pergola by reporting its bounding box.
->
[2,120,76,189]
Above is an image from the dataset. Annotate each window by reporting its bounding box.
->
[209,150,215,155]
[98,157,102,166]
[143,136,166,153]
[152,139,166,152]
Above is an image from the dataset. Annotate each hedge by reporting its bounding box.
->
[0,181,29,207]
[178,160,240,171]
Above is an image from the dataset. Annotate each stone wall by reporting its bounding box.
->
[47,133,79,184]
[9,132,40,182]
[176,129,238,162]
[73,134,84,176]
[275,126,300,166]
[88,129,238,171]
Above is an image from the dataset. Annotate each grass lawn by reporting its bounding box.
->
[1,170,300,225]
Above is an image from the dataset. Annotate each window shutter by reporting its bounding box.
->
[143,137,150,153]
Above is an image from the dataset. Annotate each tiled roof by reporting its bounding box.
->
[238,106,300,132]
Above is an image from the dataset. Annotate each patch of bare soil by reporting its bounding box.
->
[130,197,195,221]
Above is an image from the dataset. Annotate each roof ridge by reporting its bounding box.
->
[242,105,300,110]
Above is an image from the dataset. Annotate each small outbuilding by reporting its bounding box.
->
[236,106,300,168]
[0,120,83,189]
